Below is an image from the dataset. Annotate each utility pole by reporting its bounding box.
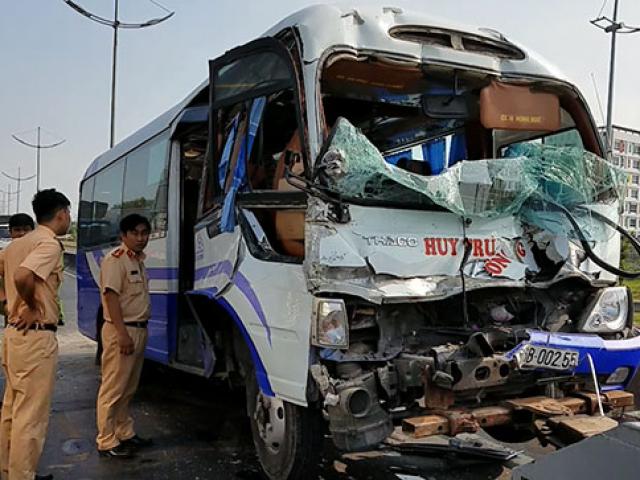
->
[2,168,36,213]
[591,0,640,156]
[12,127,65,191]
[0,186,20,215]
[110,0,119,149]
[61,0,174,148]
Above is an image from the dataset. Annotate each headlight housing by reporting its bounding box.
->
[578,287,630,333]
[311,298,348,349]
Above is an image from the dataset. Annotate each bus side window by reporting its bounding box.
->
[206,44,306,259]
[246,89,303,190]
[122,133,170,237]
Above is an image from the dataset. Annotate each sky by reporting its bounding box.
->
[2,0,640,217]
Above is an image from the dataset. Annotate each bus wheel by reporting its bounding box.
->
[246,369,322,480]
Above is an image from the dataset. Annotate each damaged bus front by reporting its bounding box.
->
[292,6,640,461]
[189,5,640,479]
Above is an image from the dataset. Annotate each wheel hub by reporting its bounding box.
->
[254,392,286,454]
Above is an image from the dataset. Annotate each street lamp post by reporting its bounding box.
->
[591,0,640,156]
[12,127,65,191]
[0,186,20,215]
[61,0,174,148]
[2,168,36,213]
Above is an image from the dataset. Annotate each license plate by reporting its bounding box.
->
[516,345,579,371]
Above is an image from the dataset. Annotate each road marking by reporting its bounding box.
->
[64,270,76,279]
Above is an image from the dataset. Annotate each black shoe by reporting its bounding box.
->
[35,475,53,480]
[121,435,153,449]
[98,443,134,459]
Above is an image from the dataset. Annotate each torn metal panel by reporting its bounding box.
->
[306,199,599,303]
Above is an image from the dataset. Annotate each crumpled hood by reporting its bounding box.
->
[305,199,619,304]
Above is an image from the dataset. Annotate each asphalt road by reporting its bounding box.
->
[1,272,550,480]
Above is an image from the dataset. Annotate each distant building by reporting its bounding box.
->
[600,125,640,233]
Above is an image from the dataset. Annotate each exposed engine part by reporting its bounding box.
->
[427,332,517,394]
[424,366,454,410]
[449,356,511,391]
[313,280,639,452]
[376,364,398,399]
[320,283,596,365]
[394,355,432,392]
[336,362,363,379]
[325,372,393,451]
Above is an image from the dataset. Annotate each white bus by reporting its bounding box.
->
[78,4,640,479]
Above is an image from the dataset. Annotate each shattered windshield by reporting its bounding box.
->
[318,118,626,240]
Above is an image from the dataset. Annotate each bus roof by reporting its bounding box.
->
[265,3,567,79]
[83,3,570,181]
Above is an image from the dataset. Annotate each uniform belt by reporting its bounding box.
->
[8,323,57,332]
[124,321,148,329]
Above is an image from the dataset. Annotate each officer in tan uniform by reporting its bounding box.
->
[0,190,71,480]
[0,214,36,318]
[96,214,153,459]
[0,214,35,414]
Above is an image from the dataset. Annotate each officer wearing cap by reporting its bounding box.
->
[96,214,153,459]
[0,190,71,480]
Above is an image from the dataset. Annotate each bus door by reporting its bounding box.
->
[171,106,212,373]
[187,34,309,378]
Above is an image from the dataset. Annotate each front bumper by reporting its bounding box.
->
[508,330,640,390]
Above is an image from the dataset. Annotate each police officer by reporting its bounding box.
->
[0,214,36,318]
[0,190,71,480]
[7,214,35,240]
[96,214,153,459]
[0,213,36,413]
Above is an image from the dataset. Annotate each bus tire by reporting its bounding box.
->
[245,367,322,480]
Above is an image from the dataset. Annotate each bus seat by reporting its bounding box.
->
[274,177,305,258]
[273,131,305,258]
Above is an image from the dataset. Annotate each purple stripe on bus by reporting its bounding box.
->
[193,260,271,347]
[233,271,271,346]
[194,260,234,282]
[185,289,274,397]
[146,268,179,280]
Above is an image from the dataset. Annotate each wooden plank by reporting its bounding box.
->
[504,396,573,416]
[604,390,635,408]
[556,396,587,414]
[402,415,449,437]
[472,406,512,427]
[547,415,618,442]
[570,392,602,415]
